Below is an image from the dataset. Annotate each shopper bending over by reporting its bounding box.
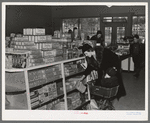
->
[78,44,126,100]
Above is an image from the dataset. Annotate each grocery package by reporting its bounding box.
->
[5,50,30,68]
[75,81,86,93]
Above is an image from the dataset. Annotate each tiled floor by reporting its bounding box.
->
[113,69,145,110]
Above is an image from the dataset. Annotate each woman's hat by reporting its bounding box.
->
[97,30,102,35]
[78,44,92,53]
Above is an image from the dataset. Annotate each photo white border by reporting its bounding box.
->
[2,2,148,121]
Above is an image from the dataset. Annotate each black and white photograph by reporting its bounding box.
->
[2,2,148,121]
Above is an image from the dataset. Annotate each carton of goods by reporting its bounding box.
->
[31,100,40,108]
[6,52,30,68]
[42,50,55,57]
[23,28,33,35]
[34,35,52,42]
[47,84,54,100]
[28,69,46,80]
[14,36,29,41]
[30,58,44,63]
[21,41,35,46]
[38,93,45,103]
[23,45,39,50]
[42,49,63,57]
[30,90,39,98]
[75,81,86,93]
[43,56,55,63]
[38,87,44,95]
[29,79,47,88]
[56,82,63,95]
[33,28,45,35]
[29,50,42,55]
[38,43,53,50]
[30,54,43,59]
[28,36,35,41]
[30,96,39,103]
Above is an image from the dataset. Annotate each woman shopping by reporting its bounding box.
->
[78,43,126,100]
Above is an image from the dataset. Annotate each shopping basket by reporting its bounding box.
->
[89,85,119,110]
[90,85,119,98]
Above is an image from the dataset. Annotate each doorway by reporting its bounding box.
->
[100,13,133,46]
[103,23,127,46]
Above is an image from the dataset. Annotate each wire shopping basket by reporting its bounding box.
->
[90,85,119,98]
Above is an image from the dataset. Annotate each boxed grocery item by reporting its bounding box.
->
[56,82,63,95]
[14,36,29,41]
[47,84,54,100]
[30,54,43,59]
[34,35,52,42]
[6,50,30,68]
[21,41,35,46]
[29,79,47,88]
[28,36,35,42]
[43,56,55,63]
[31,100,40,108]
[30,96,39,103]
[30,58,44,63]
[42,50,55,57]
[28,69,46,82]
[33,28,45,35]
[75,81,86,93]
[23,28,33,35]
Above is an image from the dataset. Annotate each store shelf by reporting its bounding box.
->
[5,57,85,72]
[30,78,62,92]
[5,68,25,72]
[74,100,90,110]
[32,94,64,110]
[5,56,89,110]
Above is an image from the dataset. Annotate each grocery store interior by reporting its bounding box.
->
[5,5,146,111]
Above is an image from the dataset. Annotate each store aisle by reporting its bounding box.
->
[113,69,145,110]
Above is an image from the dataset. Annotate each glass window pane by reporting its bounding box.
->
[105,27,112,46]
[62,19,78,33]
[117,27,125,42]
[132,16,145,40]
[103,17,112,19]
[80,18,100,38]
[113,17,128,22]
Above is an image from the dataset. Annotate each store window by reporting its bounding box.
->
[62,18,100,38]
[132,16,145,40]
[80,18,100,38]
[62,19,78,33]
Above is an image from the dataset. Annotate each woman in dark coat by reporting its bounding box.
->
[79,44,126,100]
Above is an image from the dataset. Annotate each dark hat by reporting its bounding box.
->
[134,34,139,39]
[106,67,117,76]
[78,44,92,53]
[97,30,102,35]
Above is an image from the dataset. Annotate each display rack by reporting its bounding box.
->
[5,57,91,110]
